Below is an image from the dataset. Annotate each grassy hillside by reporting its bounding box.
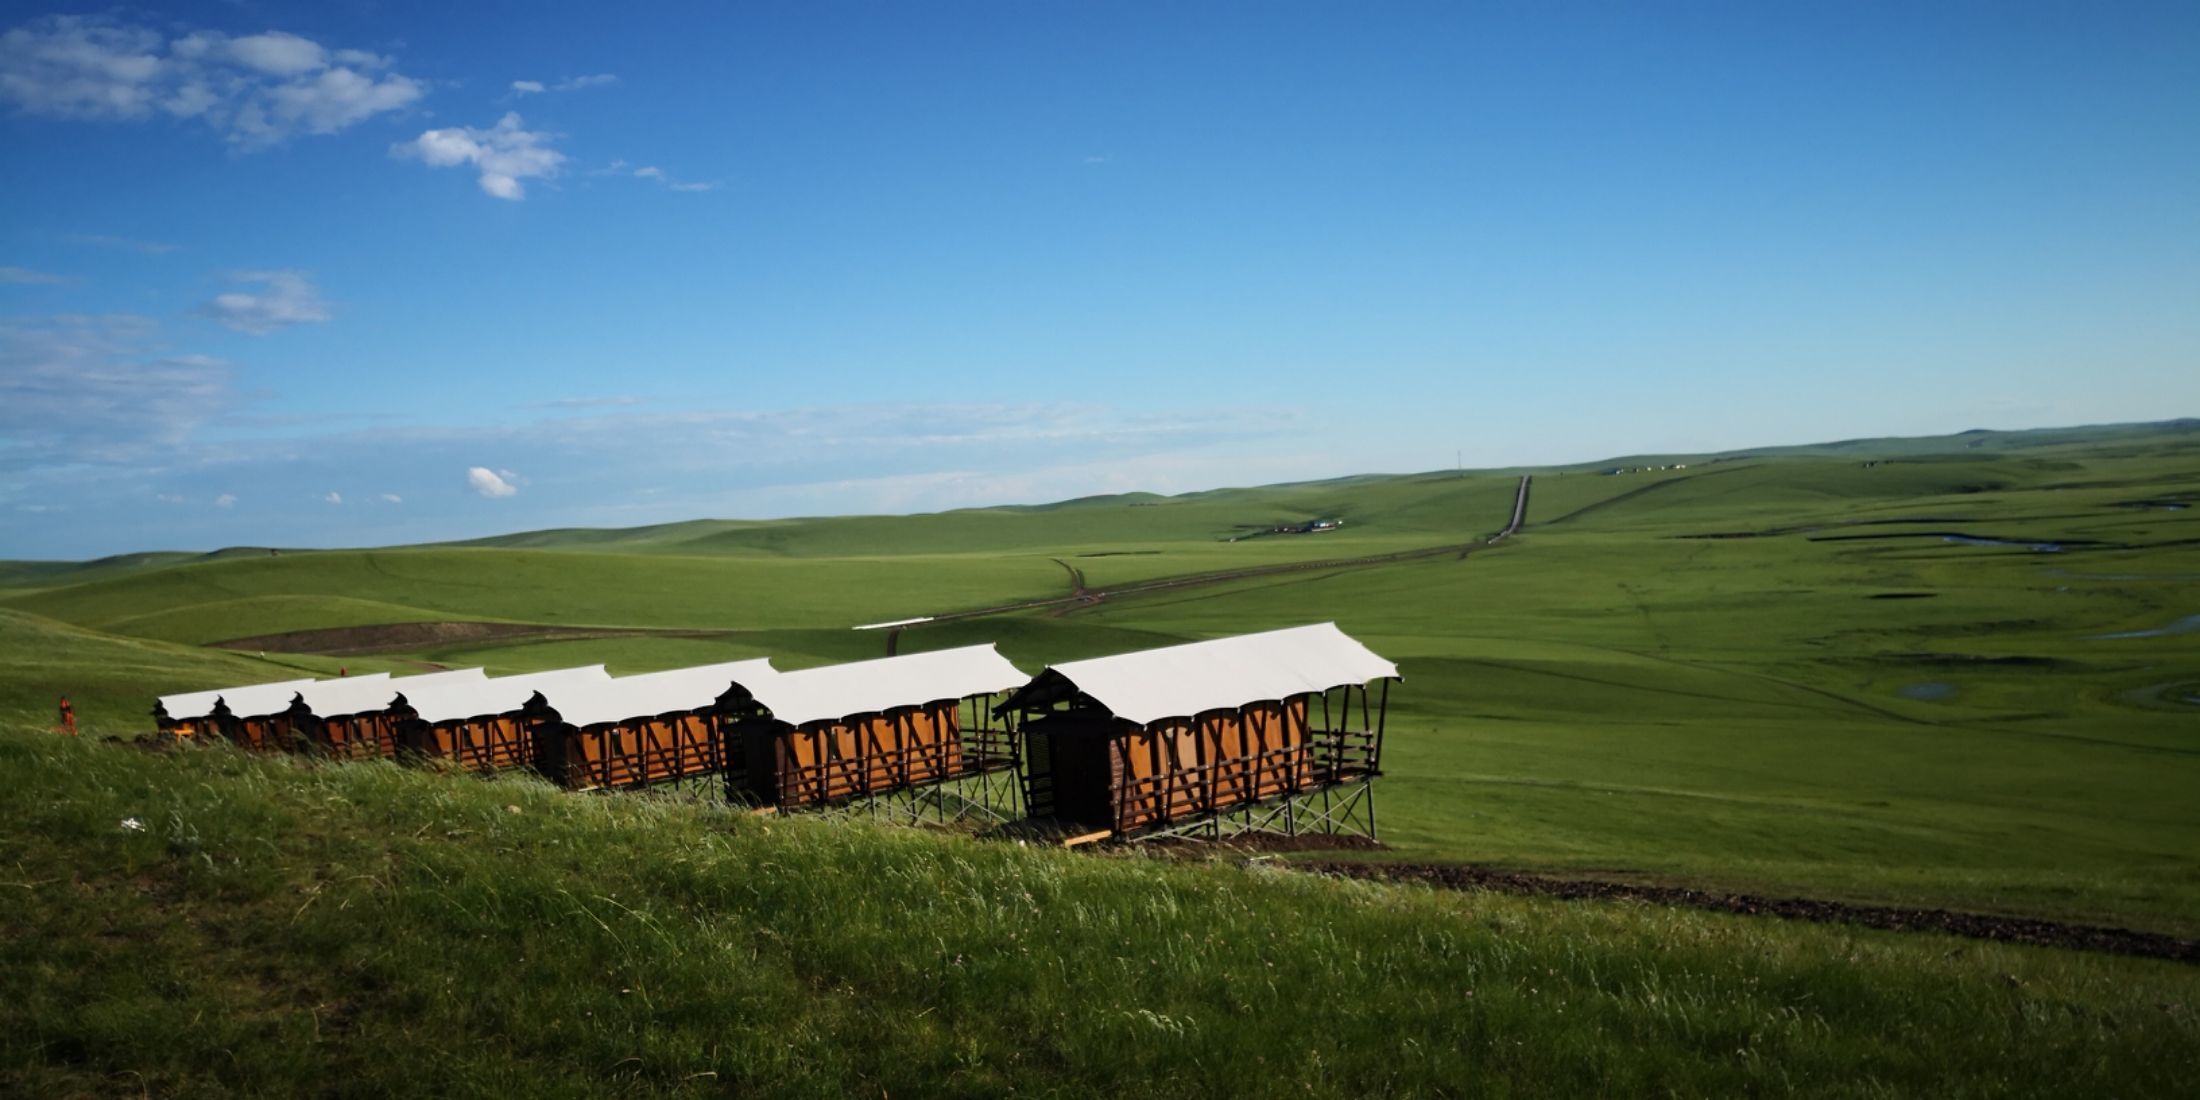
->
[4,726,2196,1098]
[0,609,401,733]
[3,422,2194,939]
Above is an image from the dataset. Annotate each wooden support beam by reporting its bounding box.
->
[1061,829,1113,849]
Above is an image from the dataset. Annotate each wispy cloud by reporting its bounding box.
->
[393,112,565,200]
[214,493,236,508]
[1,265,74,285]
[532,394,644,409]
[0,396,1308,557]
[631,164,716,192]
[594,159,714,193]
[0,313,236,467]
[510,74,618,96]
[64,233,179,255]
[467,467,520,498]
[195,270,331,335]
[378,492,403,504]
[0,15,424,148]
[322,491,342,504]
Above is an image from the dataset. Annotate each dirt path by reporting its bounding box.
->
[1299,860,2199,964]
[1541,465,1751,527]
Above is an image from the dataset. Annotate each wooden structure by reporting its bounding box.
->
[729,645,1026,820]
[154,677,315,740]
[392,665,610,772]
[285,668,488,759]
[526,659,776,791]
[215,675,390,752]
[997,623,1399,842]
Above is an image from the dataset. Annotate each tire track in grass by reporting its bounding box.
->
[1295,859,2200,964]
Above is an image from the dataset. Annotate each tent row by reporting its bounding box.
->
[152,623,1400,842]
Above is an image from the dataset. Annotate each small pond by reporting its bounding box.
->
[1897,681,1958,701]
[2088,614,2200,641]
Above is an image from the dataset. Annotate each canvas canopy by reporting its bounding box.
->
[296,668,488,718]
[398,665,610,724]
[533,659,778,729]
[746,645,1025,728]
[222,674,388,720]
[999,622,1399,725]
[158,677,317,721]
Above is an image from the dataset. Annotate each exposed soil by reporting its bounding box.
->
[211,620,733,656]
[1143,833,1388,856]
[1882,652,2063,667]
[1674,516,1980,540]
[1807,531,2110,547]
[1296,860,2200,964]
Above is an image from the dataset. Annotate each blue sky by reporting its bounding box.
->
[3,1,2195,559]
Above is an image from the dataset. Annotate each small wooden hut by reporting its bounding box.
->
[392,665,610,772]
[155,677,316,740]
[286,668,489,759]
[996,623,1399,842]
[215,675,390,751]
[527,659,776,791]
[730,645,1026,817]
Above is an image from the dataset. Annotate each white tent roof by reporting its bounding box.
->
[296,668,489,718]
[747,644,1026,728]
[534,658,777,729]
[398,665,610,724]
[158,677,318,721]
[1006,622,1398,725]
[223,674,389,719]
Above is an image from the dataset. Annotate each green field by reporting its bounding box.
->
[3,422,2197,1092]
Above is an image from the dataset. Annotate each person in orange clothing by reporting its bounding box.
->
[57,695,76,737]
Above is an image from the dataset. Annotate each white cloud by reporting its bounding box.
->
[196,270,331,335]
[220,31,325,77]
[379,492,402,504]
[322,491,342,504]
[0,15,424,148]
[467,466,519,497]
[394,113,565,200]
[0,265,72,284]
[512,73,617,96]
[214,493,236,508]
[156,493,186,504]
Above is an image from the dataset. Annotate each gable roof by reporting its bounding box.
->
[533,658,778,729]
[157,677,319,722]
[295,668,489,718]
[746,644,1026,728]
[997,622,1398,725]
[397,665,611,724]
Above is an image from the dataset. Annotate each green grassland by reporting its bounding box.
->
[4,423,2195,938]
[2,421,2198,1092]
[4,726,2196,1098]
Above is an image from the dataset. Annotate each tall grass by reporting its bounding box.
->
[4,726,2195,1097]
